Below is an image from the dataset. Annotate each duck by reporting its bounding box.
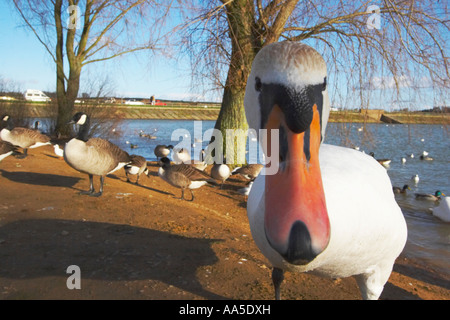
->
[139,130,157,139]
[64,112,132,197]
[415,190,445,201]
[157,157,210,201]
[369,152,391,167]
[1,115,51,158]
[420,154,433,161]
[231,164,264,181]
[401,157,406,164]
[124,154,149,185]
[432,196,450,222]
[130,143,138,149]
[154,144,173,160]
[53,144,64,159]
[393,185,411,194]
[411,174,420,184]
[0,140,18,162]
[244,42,407,300]
[210,163,231,188]
[173,147,191,164]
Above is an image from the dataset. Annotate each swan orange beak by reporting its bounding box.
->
[264,104,330,265]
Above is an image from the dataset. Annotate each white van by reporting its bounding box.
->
[24,89,51,102]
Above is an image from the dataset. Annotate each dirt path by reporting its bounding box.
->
[0,145,448,300]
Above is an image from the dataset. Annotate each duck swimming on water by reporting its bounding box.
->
[393,185,410,194]
[415,190,445,201]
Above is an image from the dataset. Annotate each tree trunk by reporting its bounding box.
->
[213,0,257,165]
[53,0,80,137]
[214,0,298,165]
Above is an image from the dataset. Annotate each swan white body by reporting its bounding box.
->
[248,144,407,299]
[432,197,450,222]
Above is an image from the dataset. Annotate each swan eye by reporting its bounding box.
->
[255,77,262,92]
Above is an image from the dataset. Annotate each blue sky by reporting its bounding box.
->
[0,2,447,110]
[0,1,221,102]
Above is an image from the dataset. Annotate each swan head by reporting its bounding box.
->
[244,42,330,265]
[244,41,329,144]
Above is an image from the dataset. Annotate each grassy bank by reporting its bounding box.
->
[0,101,448,124]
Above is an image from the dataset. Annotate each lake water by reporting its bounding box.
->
[36,118,450,276]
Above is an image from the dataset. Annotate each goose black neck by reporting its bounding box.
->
[76,118,90,142]
[5,118,14,130]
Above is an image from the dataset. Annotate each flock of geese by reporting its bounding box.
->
[0,112,262,199]
[0,42,446,300]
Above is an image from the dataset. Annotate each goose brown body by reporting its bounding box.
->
[64,112,131,196]
[158,157,210,201]
[64,137,130,176]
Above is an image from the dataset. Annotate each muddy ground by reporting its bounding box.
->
[0,145,448,300]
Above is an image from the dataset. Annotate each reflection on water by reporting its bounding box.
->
[34,118,450,275]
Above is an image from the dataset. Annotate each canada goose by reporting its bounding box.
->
[231,164,264,181]
[1,115,51,158]
[158,157,210,201]
[124,154,149,185]
[393,184,410,194]
[154,144,173,160]
[415,190,445,201]
[173,147,191,164]
[64,112,131,197]
[244,42,406,300]
[0,140,18,162]
[210,163,231,188]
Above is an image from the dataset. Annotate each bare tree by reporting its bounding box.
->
[11,0,173,136]
[178,0,449,163]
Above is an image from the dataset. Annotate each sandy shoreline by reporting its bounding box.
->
[0,145,448,300]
